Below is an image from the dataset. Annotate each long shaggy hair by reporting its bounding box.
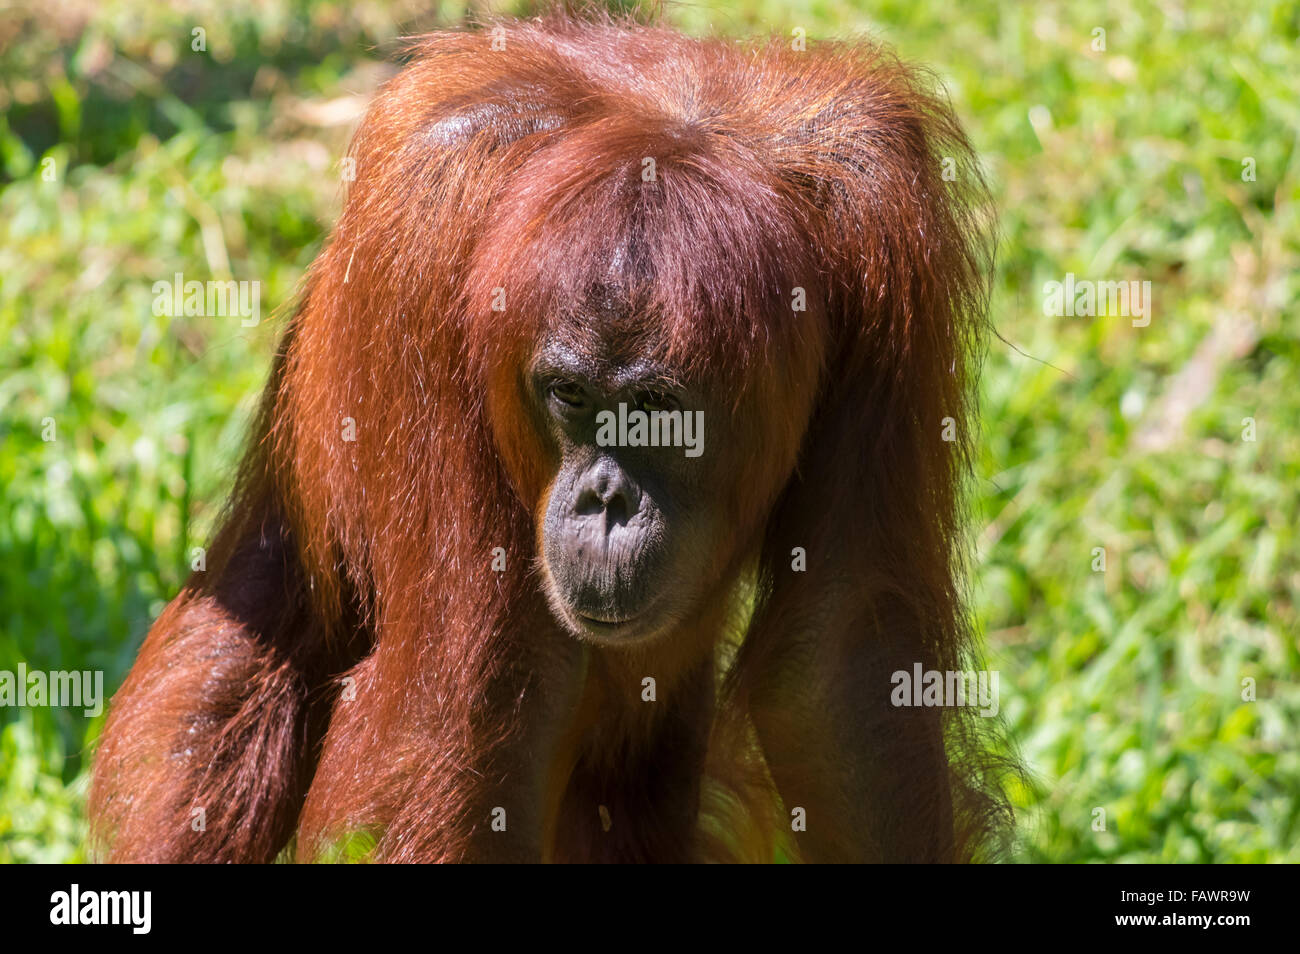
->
[91,10,1017,863]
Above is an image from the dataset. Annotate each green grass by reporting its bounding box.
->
[2,0,1297,863]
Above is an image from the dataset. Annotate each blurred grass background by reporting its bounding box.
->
[2,0,1297,863]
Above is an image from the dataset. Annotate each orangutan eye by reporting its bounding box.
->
[636,390,679,414]
[548,380,587,408]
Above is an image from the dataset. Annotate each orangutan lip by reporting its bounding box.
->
[577,612,637,627]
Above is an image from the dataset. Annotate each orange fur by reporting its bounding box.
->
[91,11,1016,863]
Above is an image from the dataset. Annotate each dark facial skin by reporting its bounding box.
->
[529,334,728,646]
